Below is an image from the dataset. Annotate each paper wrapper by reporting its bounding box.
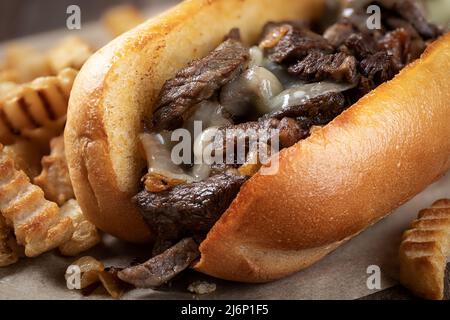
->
[0,171,448,300]
[1,2,450,300]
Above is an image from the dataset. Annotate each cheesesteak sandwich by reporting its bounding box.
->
[65,0,450,287]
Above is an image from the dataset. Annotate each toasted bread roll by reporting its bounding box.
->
[66,0,324,244]
[399,199,450,300]
[65,0,450,282]
[0,144,74,257]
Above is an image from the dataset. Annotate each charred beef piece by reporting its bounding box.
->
[323,20,358,48]
[341,32,378,60]
[277,117,310,147]
[343,0,441,40]
[378,28,412,69]
[135,173,248,244]
[384,18,427,63]
[118,238,199,288]
[151,30,249,131]
[262,24,334,63]
[213,117,309,161]
[263,92,346,124]
[375,0,442,39]
[360,51,398,85]
[288,51,359,84]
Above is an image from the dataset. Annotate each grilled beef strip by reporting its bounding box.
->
[263,92,347,122]
[151,29,250,131]
[214,117,309,152]
[135,172,248,245]
[373,0,442,39]
[263,24,334,63]
[118,238,200,288]
[287,51,359,84]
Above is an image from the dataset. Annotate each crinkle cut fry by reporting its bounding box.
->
[0,68,78,145]
[0,214,19,267]
[399,199,450,300]
[47,36,93,74]
[34,135,74,206]
[59,199,101,257]
[0,144,74,257]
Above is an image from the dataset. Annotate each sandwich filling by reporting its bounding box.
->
[117,0,444,288]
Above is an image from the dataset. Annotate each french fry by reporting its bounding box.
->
[47,36,93,74]
[0,68,77,145]
[0,69,19,83]
[0,214,19,267]
[399,199,450,300]
[65,256,125,298]
[3,138,44,178]
[21,117,66,152]
[59,199,101,257]
[34,136,73,205]
[102,5,145,37]
[4,44,52,83]
[0,144,74,257]
[0,82,19,100]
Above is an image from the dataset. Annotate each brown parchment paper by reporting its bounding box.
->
[1,171,449,300]
[1,2,449,300]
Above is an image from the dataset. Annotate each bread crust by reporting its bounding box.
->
[65,0,450,281]
[65,0,324,243]
[194,33,450,281]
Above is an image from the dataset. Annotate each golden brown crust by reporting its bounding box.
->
[0,214,19,267]
[65,0,324,243]
[399,199,450,300]
[195,32,450,281]
[0,144,74,257]
[65,0,450,282]
[34,135,74,206]
[58,199,101,257]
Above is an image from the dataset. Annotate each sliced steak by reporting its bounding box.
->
[378,28,411,69]
[360,51,398,85]
[344,0,441,39]
[151,30,249,131]
[384,18,427,64]
[342,32,378,60]
[379,0,442,39]
[288,51,359,84]
[214,117,309,159]
[263,92,346,124]
[261,24,333,63]
[135,173,248,241]
[118,238,200,288]
[323,20,357,48]
[277,117,310,148]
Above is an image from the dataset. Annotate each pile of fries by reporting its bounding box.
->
[0,31,104,267]
[0,4,148,297]
[0,4,150,297]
